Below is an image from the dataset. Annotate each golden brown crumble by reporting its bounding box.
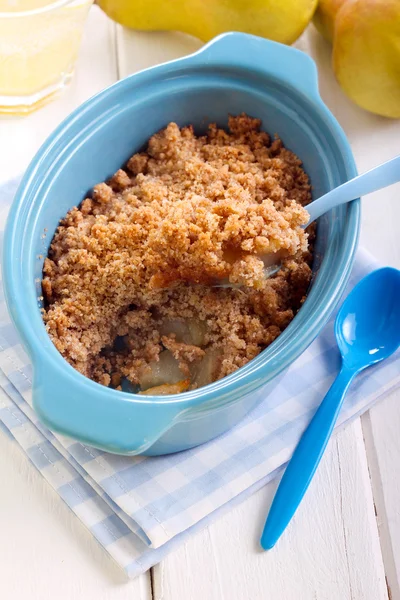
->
[42,114,313,393]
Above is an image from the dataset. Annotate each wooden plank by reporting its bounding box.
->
[115,28,201,79]
[0,7,153,596]
[360,159,400,599]
[363,394,400,600]
[152,421,387,600]
[0,432,151,599]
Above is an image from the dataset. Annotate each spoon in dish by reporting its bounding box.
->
[215,154,400,287]
[260,266,400,550]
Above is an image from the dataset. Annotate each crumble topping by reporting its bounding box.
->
[42,114,313,393]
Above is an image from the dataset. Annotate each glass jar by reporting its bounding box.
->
[0,0,93,114]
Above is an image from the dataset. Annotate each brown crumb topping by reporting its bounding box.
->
[42,114,313,392]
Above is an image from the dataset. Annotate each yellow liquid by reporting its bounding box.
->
[0,0,92,107]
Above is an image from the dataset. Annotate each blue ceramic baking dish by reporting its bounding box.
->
[3,33,359,456]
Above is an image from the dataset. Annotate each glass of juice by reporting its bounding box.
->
[0,0,93,114]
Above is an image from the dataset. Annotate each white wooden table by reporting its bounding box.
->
[1,8,399,599]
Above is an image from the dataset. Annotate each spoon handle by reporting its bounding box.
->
[307,155,400,223]
[260,364,357,550]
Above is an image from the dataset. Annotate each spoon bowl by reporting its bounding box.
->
[337,267,400,371]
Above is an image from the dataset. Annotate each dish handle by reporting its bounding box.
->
[32,360,187,455]
[190,32,320,101]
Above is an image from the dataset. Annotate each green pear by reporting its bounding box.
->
[97,0,317,45]
[314,0,400,118]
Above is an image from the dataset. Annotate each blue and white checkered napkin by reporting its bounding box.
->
[0,178,399,578]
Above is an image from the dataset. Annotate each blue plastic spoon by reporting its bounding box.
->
[306,154,400,223]
[261,266,400,550]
